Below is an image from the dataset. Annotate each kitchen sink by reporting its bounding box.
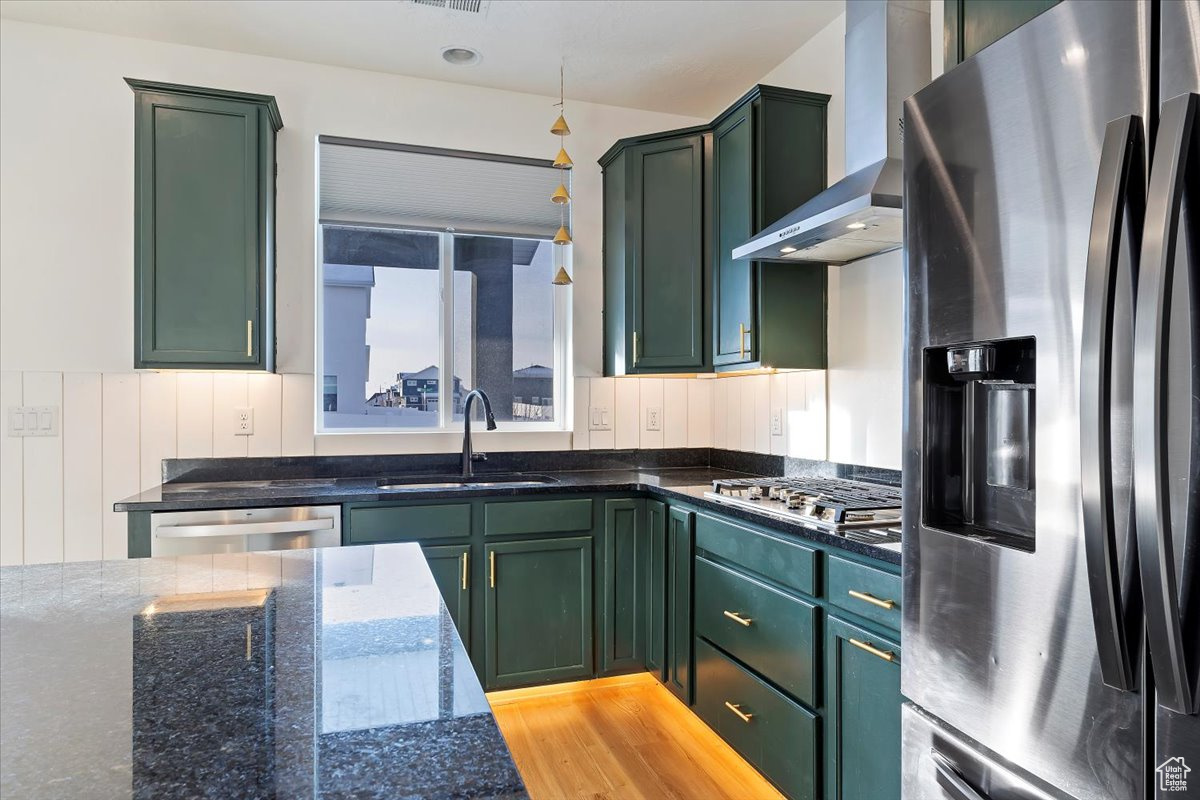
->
[376,474,558,491]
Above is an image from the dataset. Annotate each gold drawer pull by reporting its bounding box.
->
[489,550,496,588]
[724,701,754,723]
[246,320,253,357]
[723,610,753,627]
[461,551,469,590]
[849,637,895,662]
[848,589,896,610]
[245,623,252,661]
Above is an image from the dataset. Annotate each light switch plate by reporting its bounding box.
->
[589,406,611,431]
[646,407,662,431]
[7,406,58,437]
[770,408,784,436]
[234,406,254,436]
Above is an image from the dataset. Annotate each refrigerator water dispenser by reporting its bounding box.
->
[923,338,1037,550]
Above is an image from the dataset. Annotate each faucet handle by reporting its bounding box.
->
[471,452,488,462]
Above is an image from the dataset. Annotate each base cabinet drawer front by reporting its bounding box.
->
[825,615,901,800]
[422,544,472,649]
[484,536,594,689]
[694,556,818,706]
[695,513,818,597]
[826,555,901,633]
[484,498,593,537]
[346,503,471,544]
[695,638,819,800]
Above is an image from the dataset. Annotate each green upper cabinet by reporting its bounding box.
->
[712,86,830,371]
[127,79,282,371]
[824,614,902,800]
[944,0,1060,71]
[602,130,710,374]
[484,536,594,689]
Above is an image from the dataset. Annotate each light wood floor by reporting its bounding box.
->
[488,673,785,800]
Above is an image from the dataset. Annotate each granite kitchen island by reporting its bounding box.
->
[0,542,526,800]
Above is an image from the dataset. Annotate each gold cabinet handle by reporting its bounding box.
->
[849,637,895,662]
[723,610,753,627]
[848,589,896,610]
[245,623,252,661]
[632,331,639,367]
[461,551,469,590]
[246,320,253,357]
[724,701,754,723]
[489,550,496,588]
[738,323,752,359]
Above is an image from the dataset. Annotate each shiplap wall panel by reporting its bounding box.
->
[281,373,316,456]
[176,373,214,458]
[638,378,664,449]
[248,374,283,457]
[752,375,771,454]
[663,380,688,449]
[686,380,711,448]
[0,371,23,565]
[802,372,828,460]
[739,378,755,452]
[572,377,590,450]
[101,374,140,560]
[711,379,727,450]
[212,373,249,458]
[63,373,103,562]
[588,377,615,450]
[139,373,177,491]
[614,379,639,451]
[22,371,64,563]
[769,373,788,457]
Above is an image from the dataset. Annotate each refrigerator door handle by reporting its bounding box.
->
[931,749,988,800]
[1081,114,1145,692]
[1133,91,1199,716]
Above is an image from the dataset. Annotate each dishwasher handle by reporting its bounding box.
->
[155,518,336,539]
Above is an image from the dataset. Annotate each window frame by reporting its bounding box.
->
[314,222,571,436]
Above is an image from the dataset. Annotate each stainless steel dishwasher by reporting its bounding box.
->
[149,505,342,556]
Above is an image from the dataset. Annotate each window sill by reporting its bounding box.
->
[312,428,574,456]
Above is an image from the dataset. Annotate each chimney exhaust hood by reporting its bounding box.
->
[733,0,930,265]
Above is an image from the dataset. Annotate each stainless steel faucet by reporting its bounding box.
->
[461,388,497,478]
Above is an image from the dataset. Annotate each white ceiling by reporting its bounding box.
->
[0,0,843,117]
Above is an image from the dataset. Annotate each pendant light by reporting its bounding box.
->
[550,62,573,285]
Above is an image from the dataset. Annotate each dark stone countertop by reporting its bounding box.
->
[0,543,527,800]
[115,467,901,566]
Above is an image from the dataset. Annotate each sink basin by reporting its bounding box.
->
[377,474,558,491]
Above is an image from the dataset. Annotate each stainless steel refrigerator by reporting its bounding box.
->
[902,1,1199,798]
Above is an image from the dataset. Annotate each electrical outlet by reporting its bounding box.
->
[589,406,611,431]
[770,408,784,436]
[646,407,662,431]
[234,406,254,436]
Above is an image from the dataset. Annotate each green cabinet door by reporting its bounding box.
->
[128,79,281,370]
[712,103,757,367]
[825,615,902,800]
[627,134,708,372]
[944,0,1059,70]
[422,544,472,649]
[645,500,667,680]
[601,499,646,674]
[666,507,695,704]
[484,536,594,689]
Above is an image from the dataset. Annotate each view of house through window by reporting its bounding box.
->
[317,138,567,433]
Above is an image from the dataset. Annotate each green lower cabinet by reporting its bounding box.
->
[484,536,594,689]
[694,637,819,800]
[421,544,472,649]
[665,507,695,704]
[824,615,902,800]
[601,499,646,674]
[645,500,667,680]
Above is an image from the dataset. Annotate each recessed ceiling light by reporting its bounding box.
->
[441,46,482,66]
[779,246,797,254]
[846,221,868,230]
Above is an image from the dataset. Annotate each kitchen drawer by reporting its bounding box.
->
[695,637,818,800]
[346,503,471,544]
[484,498,593,537]
[826,554,901,633]
[695,512,818,597]
[694,556,817,706]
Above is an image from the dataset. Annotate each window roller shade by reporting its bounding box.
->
[319,139,565,239]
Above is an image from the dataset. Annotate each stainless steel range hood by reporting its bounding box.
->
[734,0,929,265]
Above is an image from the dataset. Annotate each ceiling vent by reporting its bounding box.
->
[410,0,487,13]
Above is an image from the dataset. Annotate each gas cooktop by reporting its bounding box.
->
[704,476,902,533]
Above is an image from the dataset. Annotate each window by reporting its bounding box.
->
[317,138,570,433]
